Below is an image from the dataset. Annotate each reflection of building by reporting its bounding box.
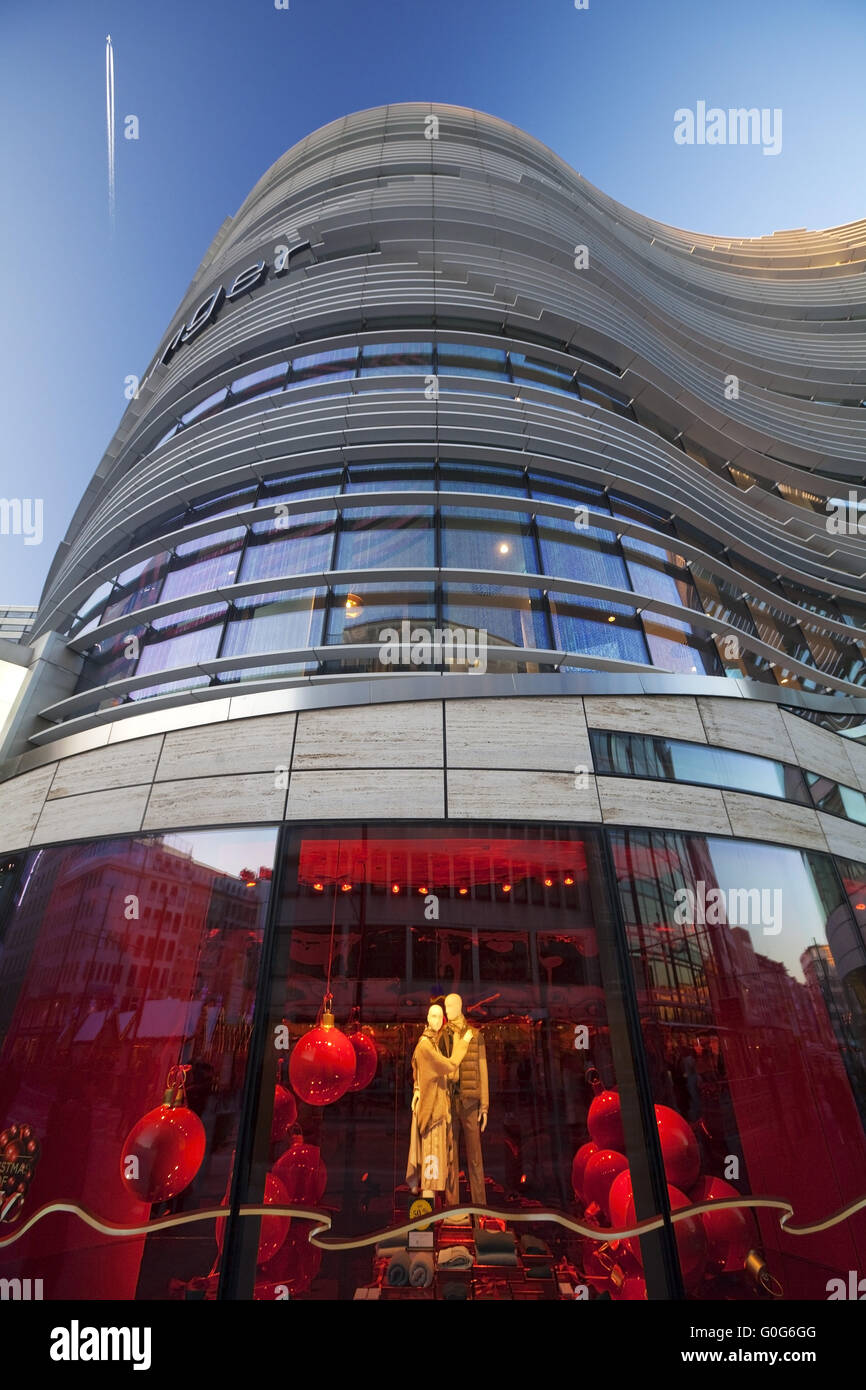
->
[1,105,866,1303]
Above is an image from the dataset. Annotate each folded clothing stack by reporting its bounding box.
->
[409,1251,434,1287]
[519,1233,552,1258]
[474,1226,518,1267]
[437,1244,473,1270]
[386,1250,411,1286]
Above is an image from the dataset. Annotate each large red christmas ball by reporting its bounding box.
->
[607,1166,634,1232]
[289,1022,356,1105]
[587,1090,625,1151]
[270,1084,297,1144]
[347,1029,378,1091]
[571,1142,598,1202]
[272,1135,328,1206]
[120,1102,206,1203]
[654,1105,700,1190]
[626,1184,706,1289]
[216,1171,291,1265]
[690,1176,753,1273]
[583,1149,629,1220]
[256,1222,322,1296]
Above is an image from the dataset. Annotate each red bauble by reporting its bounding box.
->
[216,1171,291,1265]
[120,1100,205,1203]
[289,1019,356,1106]
[256,1221,322,1296]
[270,1084,298,1145]
[583,1149,629,1220]
[626,1184,707,1289]
[607,1166,634,1232]
[347,1029,378,1091]
[272,1135,327,1205]
[654,1105,700,1190]
[690,1176,753,1273]
[571,1141,598,1202]
[587,1090,625,1151]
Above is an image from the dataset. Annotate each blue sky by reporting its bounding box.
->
[0,0,864,607]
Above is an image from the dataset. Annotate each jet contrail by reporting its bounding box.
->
[105,34,115,228]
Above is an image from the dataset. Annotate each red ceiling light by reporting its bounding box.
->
[418,885,428,895]
[502,883,512,894]
[856,903,866,911]
[391,883,401,895]
[564,875,575,886]
[312,881,325,893]
[340,881,352,893]
[458,886,469,896]
[544,877,554,888]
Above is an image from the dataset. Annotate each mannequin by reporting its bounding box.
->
[406,1004,474,1199]
[441,993,489,1213]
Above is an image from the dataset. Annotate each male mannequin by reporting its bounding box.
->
[440,993,488,1211]
[406,1004,474,1199]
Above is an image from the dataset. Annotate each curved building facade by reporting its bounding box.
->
[1,104,866,1303]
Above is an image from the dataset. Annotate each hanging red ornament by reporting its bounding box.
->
[587,1090,625,1152]
[256,1221,322,1296]
[271,1061,298,1144]
[215,1170,291,1265]
[607,1166,633,1232]
[347,1027,378,1091]
[583,1149,629,1221]
[654,1105,700,1190]
[625,1183,707,1289]
[289,997,356,1106]
[272,1133,327,1205]
[690,1176,754,1273]
[120,1066,205,1204]
[571,1141,598,1202]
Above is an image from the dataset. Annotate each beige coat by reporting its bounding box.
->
[406,1027,472,1193]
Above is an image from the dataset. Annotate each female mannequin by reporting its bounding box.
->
[406,1004,474,1199]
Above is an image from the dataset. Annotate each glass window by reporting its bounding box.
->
[439,463,528,497]
[76,626,147,693]
[577,377,633,417]
[510,352,577,397]
[221,588,326,659]
[288,347,358,386]
[344,463,434,493]
[590,730,810,802]
[136,606,226,676]
[359,342,433,375]
[240,514,335,583]
[325,582,436,647]
[160,533,245,603]
[442,583,551,653]
[0,831,277,1300]
[256,470,342,516]
[437,343,509,379]
[548,594,650,666]
[610,828,866,1300]
[530,470,607,508]
[538,514,630,590]
[102,554,169,623]
[806,773,866,825]
[441,508,536,573]
[222,823,662,1300]
[337,506,435,570]
[230,361,288,402]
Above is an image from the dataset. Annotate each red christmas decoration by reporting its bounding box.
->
[608,1166,633,1232]
[216,1170,291,1265]
[654,1104,700,1190]
[271,1061,298,1144]
[571,1141,598,1202]
[690,1175,754,1273]
[347,1028,378,1091]
[120,1066,205,1204]
[289,999,356,1106]
[587,1090,625,1152]
[625,1183,707,1289]
[256,1221,322,1296]
[583,1149,629,1220]
[272,1134,328,1205]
